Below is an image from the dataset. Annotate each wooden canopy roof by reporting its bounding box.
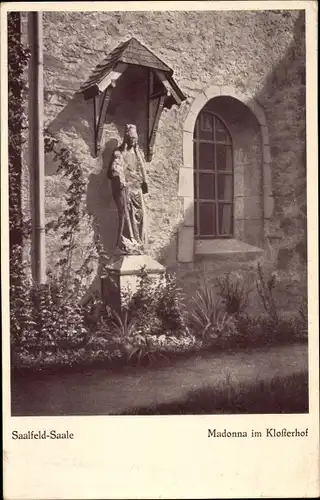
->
[78,37,186,107]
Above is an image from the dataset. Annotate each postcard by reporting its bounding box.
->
[1,1,319,498]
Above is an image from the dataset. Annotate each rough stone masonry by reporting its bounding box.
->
[21,10,307,311]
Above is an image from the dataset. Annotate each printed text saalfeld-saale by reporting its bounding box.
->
[12,430,74,440]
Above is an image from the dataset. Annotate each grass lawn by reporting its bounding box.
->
[11,343,308,416]
[119,372,308,414]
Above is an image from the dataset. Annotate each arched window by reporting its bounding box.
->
[193,111,233,238]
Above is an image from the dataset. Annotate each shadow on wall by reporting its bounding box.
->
[44,90,124,303]
[253,10,307,270]
[44,67,155,302]
[45,83,132,245]
[86,138,119,254]
[47,93,95,160]
[85,138,124,304]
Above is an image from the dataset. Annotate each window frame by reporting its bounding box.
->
[193,110,234,239]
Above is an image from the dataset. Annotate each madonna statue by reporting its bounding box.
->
[107,124,148,255]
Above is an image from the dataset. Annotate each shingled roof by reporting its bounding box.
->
[79,37,186,158]
[79,37,173,95]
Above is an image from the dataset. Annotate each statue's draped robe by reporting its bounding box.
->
[108,147,147,254]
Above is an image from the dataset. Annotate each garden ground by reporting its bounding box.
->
[11,343,308,416]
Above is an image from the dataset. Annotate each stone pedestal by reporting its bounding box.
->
[101,254,165,312]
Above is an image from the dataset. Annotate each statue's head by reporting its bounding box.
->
[124,124,138,148]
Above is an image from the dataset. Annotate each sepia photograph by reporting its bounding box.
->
[7,6,310,419]
[2,2,319,499]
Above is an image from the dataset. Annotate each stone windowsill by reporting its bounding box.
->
[195,238,264,257]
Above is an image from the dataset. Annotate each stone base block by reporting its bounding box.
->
[101,254,165,312]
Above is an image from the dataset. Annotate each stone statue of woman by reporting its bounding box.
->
[107,124,148,255]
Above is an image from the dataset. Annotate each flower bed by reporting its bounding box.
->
[11,266,308,377]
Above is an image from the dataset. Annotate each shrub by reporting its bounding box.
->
[109,309,138,338]
[11,261,196,371]
[10,255,91,368]
[296,302,308,340]
[10,246,38,351]
[105,309,160,365]
[255,262,279,323]
[11,255,308,374]
[101,268,190,364]
[156,272,189,336]
[118,267,188,337]
[124,266,163,335]
[124,334,167,365]
[8,12,30,252]
[235,311,307,347]
[189,283,237,346]
[217,272,251,317]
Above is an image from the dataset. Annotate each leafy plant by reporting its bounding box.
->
[10,260,92,366]
[8,12,101,361]
[217,272,251,317]
[294,301,308,340]
[255,262,280,323]
[125,334,164,365]
[110,309,138,338]
[189,284,237,344]
[156,272,188,336]
[8,12,30,253]
[298,302,308,324]
[44,130,89,284]
[123,267,187,337]
[10,246,38,350]
[125,266,162,335]
[235,310,307,347]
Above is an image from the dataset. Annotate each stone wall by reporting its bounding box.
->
[205,96,263,248]
[21,9,306,309]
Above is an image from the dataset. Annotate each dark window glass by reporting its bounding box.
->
[217,175,232,201]
[193,111,233,238]
[216,144,232,171]
[199,173,215,200]
[216,128,229,142]
[214,117,225,131]
[199,203,216,236]
[198,113,213,140]
[199,142,215,170]
[218,204,233,235]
